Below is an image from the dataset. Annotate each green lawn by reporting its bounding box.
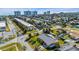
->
[28,36,41,48]
[0,43,22,51]
[3,46,17,51]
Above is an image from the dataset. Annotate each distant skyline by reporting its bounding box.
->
[0,8,79,15]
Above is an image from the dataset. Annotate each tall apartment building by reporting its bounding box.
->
[14,11,21,16]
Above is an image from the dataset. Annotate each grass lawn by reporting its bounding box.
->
[50,28,59,36]
[2,35,16,42]
[3,46,17,51]
[6,23,10,32]
[0,43,22,51]
[63,35,70,39]
[28,36,41,48]
[58,39,64,46]
[26,30,36,34]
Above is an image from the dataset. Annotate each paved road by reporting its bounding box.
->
[0,35,33,51]
[17,35,34,51]
[0,17,33,51]
[6,18,17,36]
[0,18,16,39]
[0,38,17,47]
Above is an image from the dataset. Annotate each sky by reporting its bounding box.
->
[0,8,79,15]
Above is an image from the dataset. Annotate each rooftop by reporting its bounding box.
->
[0,21,6,27]
[39,34,57,46]
[14,18,33,27]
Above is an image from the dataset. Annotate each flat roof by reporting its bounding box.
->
[14,18,33,27]
[39,34,57,46]
[0,21,6,27]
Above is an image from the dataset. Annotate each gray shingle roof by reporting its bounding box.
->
[39,34,57,46]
